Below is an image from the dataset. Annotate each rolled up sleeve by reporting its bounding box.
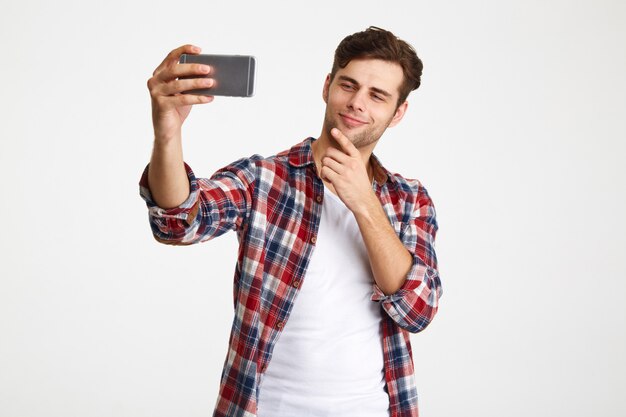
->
[371,186,442,333]
[139,156,259,245]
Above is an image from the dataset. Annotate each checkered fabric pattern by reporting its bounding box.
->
[139,137,442,417]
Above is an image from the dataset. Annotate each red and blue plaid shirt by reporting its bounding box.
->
[139,137,442,417]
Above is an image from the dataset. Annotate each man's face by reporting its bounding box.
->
[322,58,407,149]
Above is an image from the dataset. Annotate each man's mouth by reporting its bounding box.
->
[339,113,368,128]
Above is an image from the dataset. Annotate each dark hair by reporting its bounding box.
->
[330,26,423,106]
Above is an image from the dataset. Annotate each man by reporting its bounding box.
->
[140,26,442,417]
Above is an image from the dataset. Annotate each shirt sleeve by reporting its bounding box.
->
[138,156,259,245]
[371,184,442,333]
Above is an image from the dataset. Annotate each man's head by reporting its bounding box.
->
[321,27,422,150]
[329,26,423,108]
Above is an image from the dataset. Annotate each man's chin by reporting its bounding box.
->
[326,124,356,141]
[324,120,373,148]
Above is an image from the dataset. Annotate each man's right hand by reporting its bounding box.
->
[147,44,214,143]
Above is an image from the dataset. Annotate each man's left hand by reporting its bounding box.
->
[320,128,379,215]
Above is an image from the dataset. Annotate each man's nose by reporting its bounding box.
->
[347,90,366,112]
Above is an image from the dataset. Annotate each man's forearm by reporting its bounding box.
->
[353,197,412,296]
[148,135,190,209]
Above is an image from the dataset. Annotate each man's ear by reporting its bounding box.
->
[322,74,331,103]
[389,101,409,128]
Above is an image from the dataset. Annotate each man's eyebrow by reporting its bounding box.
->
[337,75,393,98]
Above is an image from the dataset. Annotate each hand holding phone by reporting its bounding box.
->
[179,54,256,97]
[147,45,218,143]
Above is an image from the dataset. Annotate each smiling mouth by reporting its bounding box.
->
[339,113,368,128]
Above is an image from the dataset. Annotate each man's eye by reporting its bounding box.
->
[372,94,384,102]
[341,83,355,90]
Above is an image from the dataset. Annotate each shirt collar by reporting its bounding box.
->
[287,137,391,186]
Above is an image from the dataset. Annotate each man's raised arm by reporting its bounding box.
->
[146,44,214,209]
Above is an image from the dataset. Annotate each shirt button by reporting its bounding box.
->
[276,321,284,329]
[292,280,301,288]
[310,235,317,244]
[316,195,323,203]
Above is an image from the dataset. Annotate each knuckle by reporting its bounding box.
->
[167,80,183,94]
[171,79,183,92]
[147,77,156,90]
[177,94,190,105]
[166,59,178,72]
[169,65,181,79]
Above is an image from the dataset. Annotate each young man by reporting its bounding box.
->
[141,27,442,417]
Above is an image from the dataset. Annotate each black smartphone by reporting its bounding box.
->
[179,54,256,97]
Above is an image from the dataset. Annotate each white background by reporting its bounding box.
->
[1,1,625,416]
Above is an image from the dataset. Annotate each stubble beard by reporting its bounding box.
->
[323,108,393,149]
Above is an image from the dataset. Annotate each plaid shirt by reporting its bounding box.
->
[139,137,442,417]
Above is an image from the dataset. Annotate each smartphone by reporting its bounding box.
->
[179,54,256,97]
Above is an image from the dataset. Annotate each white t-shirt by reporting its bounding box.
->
[257,186,390,417]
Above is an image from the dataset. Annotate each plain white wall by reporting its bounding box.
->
[1,1,625,416]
